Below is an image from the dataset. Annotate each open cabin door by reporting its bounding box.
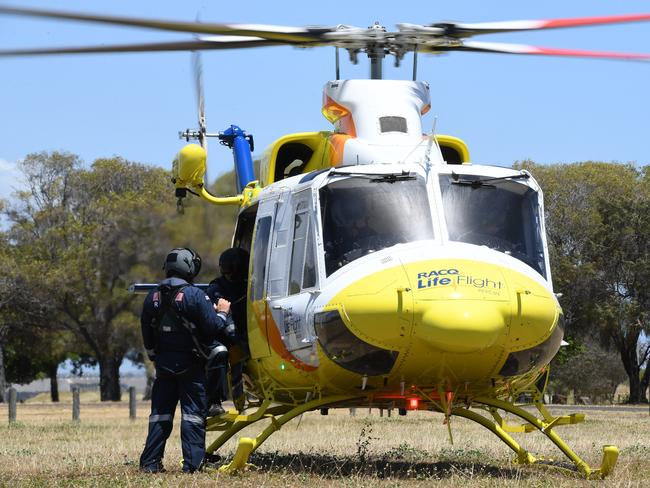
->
[247,194,281,359]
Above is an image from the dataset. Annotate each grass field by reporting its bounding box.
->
[1,399,649,487]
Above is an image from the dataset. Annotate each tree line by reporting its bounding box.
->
[0,153,648,403]
[0,152,238,401]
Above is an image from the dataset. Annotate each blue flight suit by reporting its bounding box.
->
[207,275,248,349]
[207,276,248,404]
[139,277,233,473]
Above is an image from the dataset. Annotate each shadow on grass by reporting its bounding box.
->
[208,451,530,480]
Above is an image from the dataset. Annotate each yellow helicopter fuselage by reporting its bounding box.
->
[240,161,561,409]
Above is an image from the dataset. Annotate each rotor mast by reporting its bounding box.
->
[367,22,386,80]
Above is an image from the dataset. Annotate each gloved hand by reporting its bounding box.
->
[224,321,237,346]
[225,322,236,337]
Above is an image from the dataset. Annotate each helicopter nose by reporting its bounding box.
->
[416,299,507,353]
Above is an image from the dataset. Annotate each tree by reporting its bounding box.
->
[520,161,650,402]
[3,151,245,401]
[4,152,176,400]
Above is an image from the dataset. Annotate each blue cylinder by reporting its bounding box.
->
[220,125,255,193]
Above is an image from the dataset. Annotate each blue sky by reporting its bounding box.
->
[1,0,649,203]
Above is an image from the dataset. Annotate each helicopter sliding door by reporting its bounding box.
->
[248,196,280,359]
[266,189,320,369]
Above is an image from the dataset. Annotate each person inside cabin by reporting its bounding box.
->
[325,196,381,271]
[206,248,250,413]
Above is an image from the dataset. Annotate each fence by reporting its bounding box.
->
[6,386,139,423]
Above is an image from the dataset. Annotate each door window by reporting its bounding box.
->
[250,216,273,301]
[288,200,318,295]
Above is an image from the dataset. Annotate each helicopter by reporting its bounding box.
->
[2,5,650,479]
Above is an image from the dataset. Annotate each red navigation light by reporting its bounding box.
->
[407,397,420,410]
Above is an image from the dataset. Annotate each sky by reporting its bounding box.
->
[1,0,649,203]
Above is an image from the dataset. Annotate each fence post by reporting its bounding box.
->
[8,387,17,423]
[129,386,136,420]
[72,386,80,422]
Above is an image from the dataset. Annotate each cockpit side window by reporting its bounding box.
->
[288,199,318,295]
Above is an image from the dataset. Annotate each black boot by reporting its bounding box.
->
[207,402,225,417]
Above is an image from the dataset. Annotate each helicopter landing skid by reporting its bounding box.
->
[205,394,359,474]
[457,397,618,480]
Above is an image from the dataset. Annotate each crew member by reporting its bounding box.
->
[206,248,250,413]
[140,247,234,473]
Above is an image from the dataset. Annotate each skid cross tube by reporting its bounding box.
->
[452,407,536,465]
[474,396,618,479]
[206,402,291,453]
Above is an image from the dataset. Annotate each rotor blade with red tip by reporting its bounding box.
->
[439,41,650,62]
[0,37,287,57]
[433,13,650,37]
[0,5,331,42]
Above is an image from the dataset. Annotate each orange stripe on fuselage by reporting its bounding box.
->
[251,300,318,372]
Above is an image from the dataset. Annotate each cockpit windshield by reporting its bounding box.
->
[320,174,434,275]
[439,173,547,277]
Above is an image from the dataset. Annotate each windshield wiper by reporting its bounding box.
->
[451,171,530,189]
[370,172,415,183]
[329,170,416,183]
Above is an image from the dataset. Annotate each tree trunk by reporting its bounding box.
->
[49,362,59,403]
[0,341,6,403]
[98,354,122,401]
[640,364,650,403]
[627,370,643,403]
[619,336,643,403]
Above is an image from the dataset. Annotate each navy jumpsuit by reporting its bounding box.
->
[207,275,248,403]
[139,277,233,472]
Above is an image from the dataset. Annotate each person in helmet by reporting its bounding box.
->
[139,247,235,473]
[206,248,250,414]
[324,196,379,273]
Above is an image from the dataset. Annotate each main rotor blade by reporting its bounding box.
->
[193,52,205,133]
[0,37,288,57]
[433,13,650,37]
[192,51,207,153]
[0,5,331,42]
[441,41,650,62]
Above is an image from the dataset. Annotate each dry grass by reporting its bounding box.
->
[1,401,649,487]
